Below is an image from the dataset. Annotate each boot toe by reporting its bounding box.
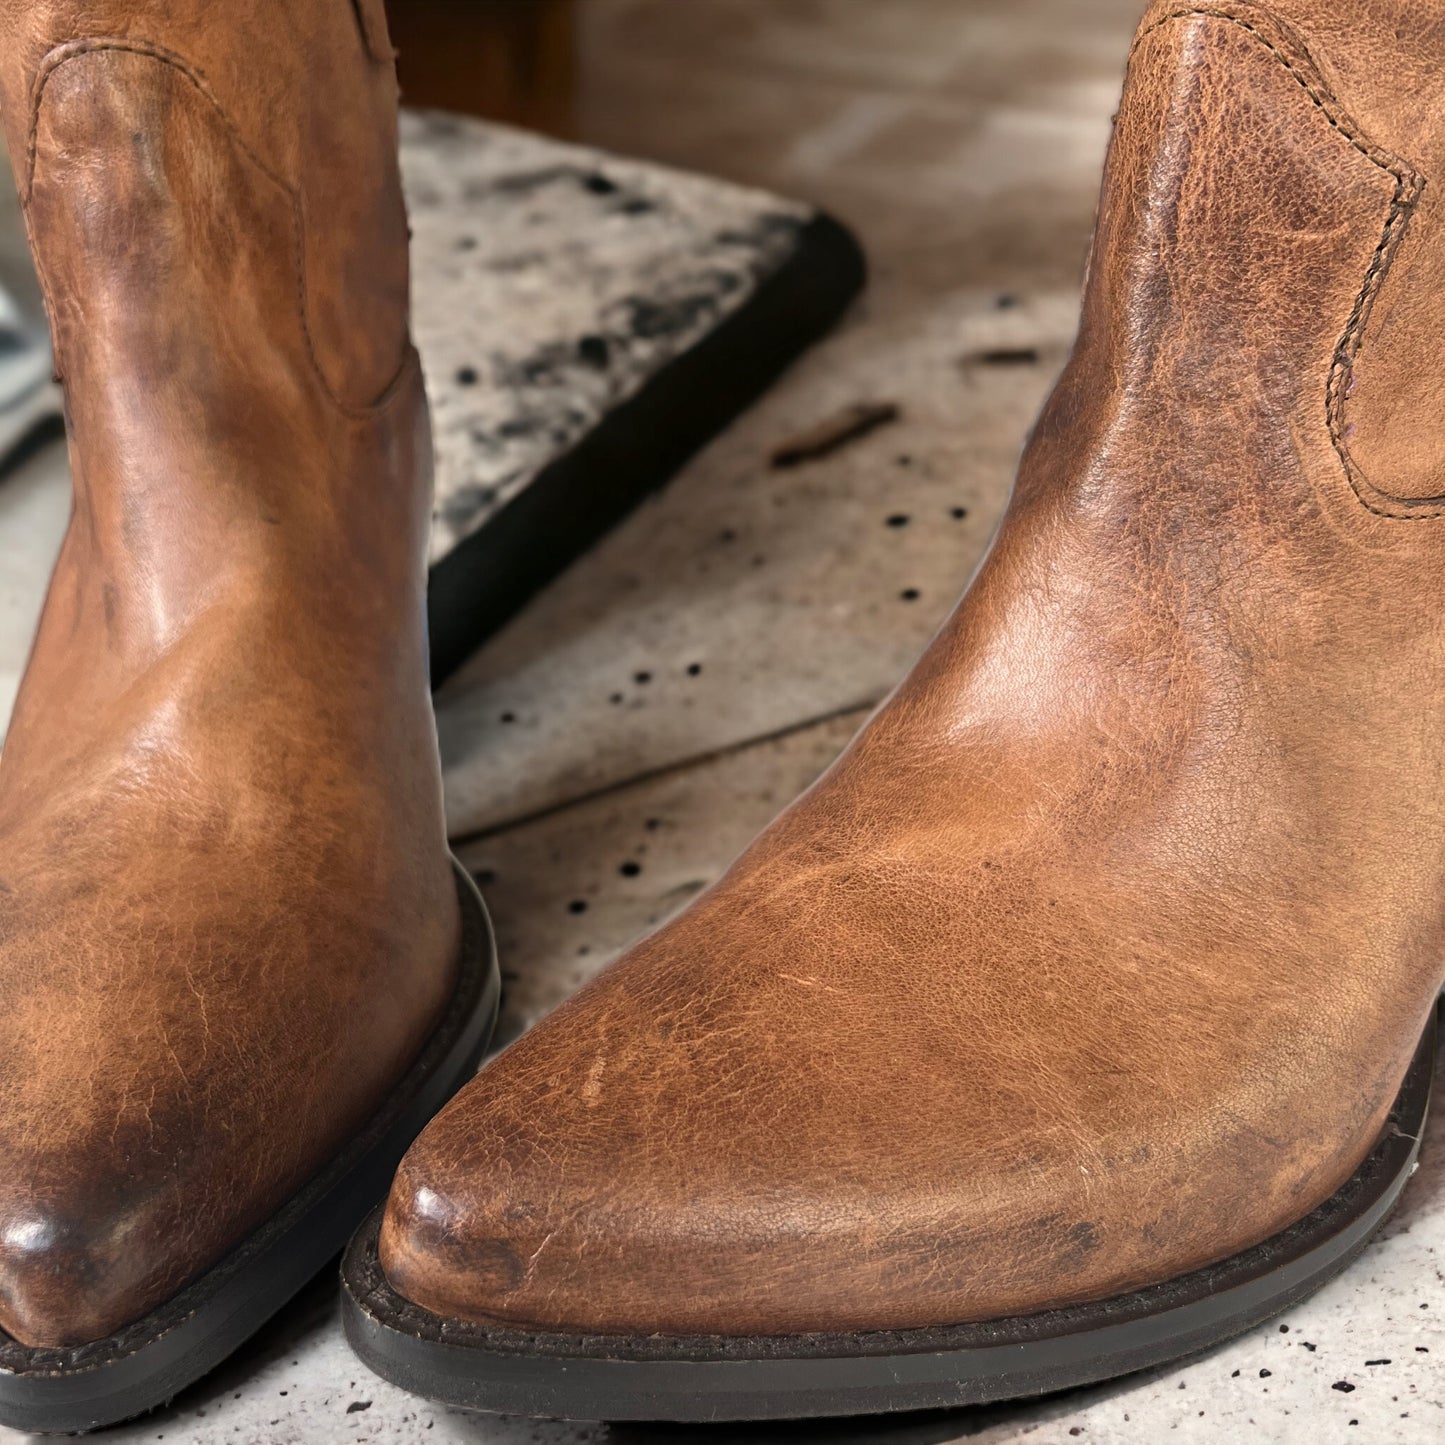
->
[0,1201,152,1349]
[374,864,1415,1342]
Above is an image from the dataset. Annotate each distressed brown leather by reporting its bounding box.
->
[380,1,1445,1338]
[0,0,457,1347]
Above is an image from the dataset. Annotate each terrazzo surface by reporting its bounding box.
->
[402,108,813,566]
[0,0,1441,1440]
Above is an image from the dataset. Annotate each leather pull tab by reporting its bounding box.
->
[351,0,397,62]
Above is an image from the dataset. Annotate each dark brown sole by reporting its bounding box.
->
[0,860,500,1436]
[340,1009,1435,1423]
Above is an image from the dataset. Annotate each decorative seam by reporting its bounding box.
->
[1134,6,1434,521]
[24,37,410,420]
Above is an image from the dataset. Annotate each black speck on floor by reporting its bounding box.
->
[966,346,1039,366]
[1333,1381,1356,1393]
[577,334,611,369]
[1259,1369,1271,1378]
[1366,1358,1391,1366]
[346,1401,372,1414]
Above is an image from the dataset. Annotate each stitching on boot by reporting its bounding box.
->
[1133,7,1437,521]
[1325,186,1431,517]
[23,37,412,421]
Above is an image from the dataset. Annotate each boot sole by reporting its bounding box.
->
[0,859,500,1435]
[339,1009,1434,1423]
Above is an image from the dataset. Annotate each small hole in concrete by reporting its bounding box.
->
[568,899,588,915]
[500,711,516,724]
[456,365,479,385]
[620,861,642,878]
[886,514,910,528]
[686,663,702,676]
[901,588,921,601]
[951,506,969,520]
[634,671,653,685]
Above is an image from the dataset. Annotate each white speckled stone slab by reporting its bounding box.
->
[402,110,813,566]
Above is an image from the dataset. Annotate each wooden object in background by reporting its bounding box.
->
[385,0,577,135]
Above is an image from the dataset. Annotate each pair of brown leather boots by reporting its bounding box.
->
[0,0,1440,1432]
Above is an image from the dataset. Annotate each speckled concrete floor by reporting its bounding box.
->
[1,0,1443,1441]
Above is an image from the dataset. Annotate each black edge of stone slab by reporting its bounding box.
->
[0,862,500,1437]
[340,1011,1434,1423]
[426,211,867,687]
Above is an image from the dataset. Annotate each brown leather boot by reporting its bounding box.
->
[0,1,498,1432]
[343,0,1445,1421]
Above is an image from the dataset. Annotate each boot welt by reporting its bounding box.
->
[339,1008,1435,1423]
[0,860,500,1436]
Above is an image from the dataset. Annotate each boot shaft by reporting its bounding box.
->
[0,0,432,666]
[0,0,410,410]
[1028,1,1445,528]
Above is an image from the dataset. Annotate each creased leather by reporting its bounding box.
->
[0,0,456,1349]
[379,1,1445,1339]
